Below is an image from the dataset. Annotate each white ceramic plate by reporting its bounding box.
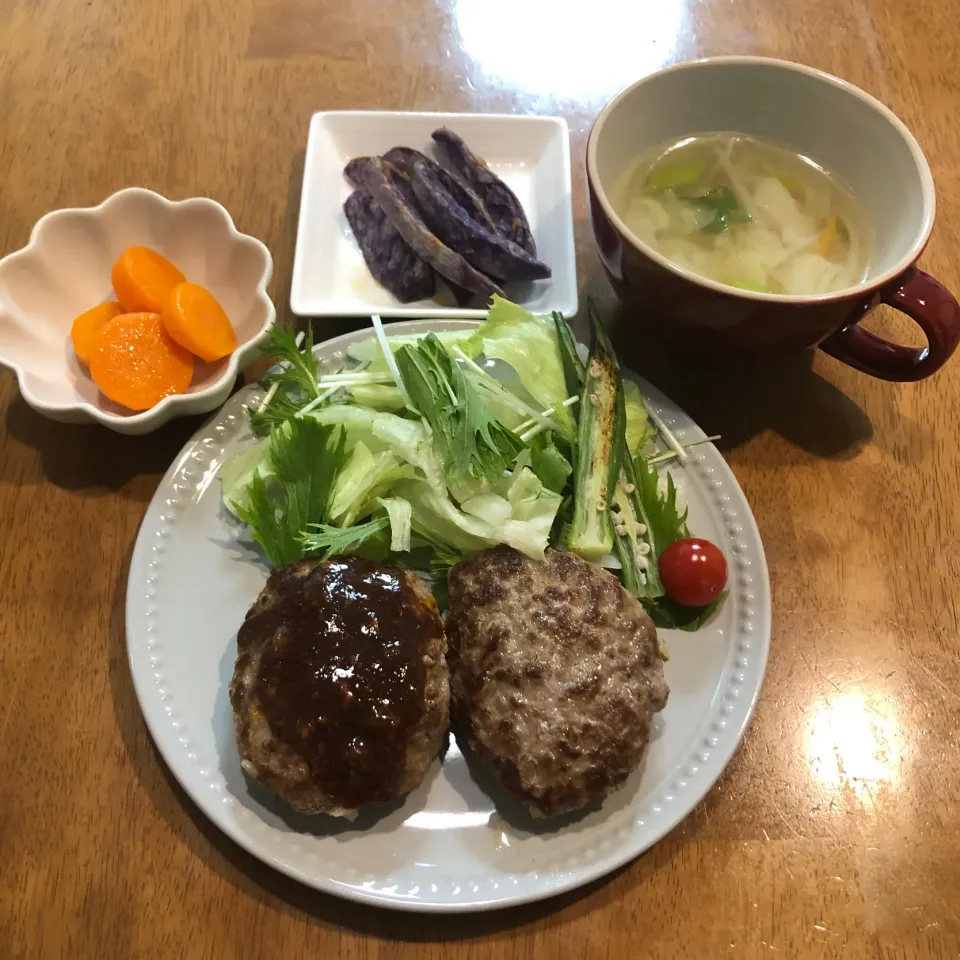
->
[126,320,770,912]
[289,112,578,319]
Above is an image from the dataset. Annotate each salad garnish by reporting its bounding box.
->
[221,296,727,628]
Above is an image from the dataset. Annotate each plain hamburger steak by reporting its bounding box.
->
[445,545,669,817]
[229,556,449,817]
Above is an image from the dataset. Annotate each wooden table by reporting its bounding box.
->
[3,0,960,956]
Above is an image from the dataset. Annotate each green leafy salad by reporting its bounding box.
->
[220,297,725,629]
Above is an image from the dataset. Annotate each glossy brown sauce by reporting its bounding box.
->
[240,558,438,808]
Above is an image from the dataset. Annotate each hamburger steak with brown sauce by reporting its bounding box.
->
[446,546,669,818]
[230,556,449,817]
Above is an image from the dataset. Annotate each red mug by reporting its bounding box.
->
[586,57,960,381]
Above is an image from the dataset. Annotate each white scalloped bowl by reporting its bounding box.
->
[0,188,275,435]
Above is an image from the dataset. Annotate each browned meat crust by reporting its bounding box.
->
[446,546,668,817]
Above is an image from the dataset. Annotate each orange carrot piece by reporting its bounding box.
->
[89,312,194,411]
[161,282,237,362]
[70,301,124,366]
[111,246,186,313]
[816,216,837,257]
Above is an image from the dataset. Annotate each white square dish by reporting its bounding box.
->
[290,111,577,319]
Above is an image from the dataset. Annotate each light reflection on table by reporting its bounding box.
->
[804,688,904,797]
[454,0,689,103]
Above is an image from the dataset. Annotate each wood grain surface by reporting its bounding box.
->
[2,0,960,956]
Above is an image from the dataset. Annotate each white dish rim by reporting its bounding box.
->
[126,318,770,912]
[289,111,578,319]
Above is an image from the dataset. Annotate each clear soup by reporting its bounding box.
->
[612,133,874,296]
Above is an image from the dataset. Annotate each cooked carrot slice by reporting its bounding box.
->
[111,246,186,313]
[89,312,194,411]
[70,301,124,366]
[816,216,837,257]
[161,282,237,362]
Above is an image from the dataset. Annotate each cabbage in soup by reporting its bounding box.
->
[612,133,873,296]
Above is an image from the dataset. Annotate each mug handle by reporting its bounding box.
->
[819,268,960,381]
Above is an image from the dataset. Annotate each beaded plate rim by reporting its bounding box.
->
[126,319,771,913]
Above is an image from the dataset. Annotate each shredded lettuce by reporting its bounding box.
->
[378,496,412,552]
[624,379,657,455]
[348,330,475,373]
[461,493,512,525]
[529,438,573,494]
[328,442,413,526]
[348,383,406,411]
[219,435,273,517]
[462,296,575,440]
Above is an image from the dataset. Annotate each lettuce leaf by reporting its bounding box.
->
[378,496,412,552]
[463,296,575,440]
[305,404,433,468]
[347,330,476,373]
[393,461,561,561]
[347,383,406,411]
[460,493,513,525]
[410,481,559,559]
[219,435,273,517]
[529,438,573,494]
[328,441,414,526]
[624,379,657,455]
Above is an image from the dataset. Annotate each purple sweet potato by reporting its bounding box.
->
[383,146,499,236]
[432,128,537,256]
[360,158,503,300]
[409,156,550,283]
[343,190,435,303]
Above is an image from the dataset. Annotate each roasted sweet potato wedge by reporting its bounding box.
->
[343,190,435,303]
[383,146,499,237]
[431,128,537,256]
[409,156,550,282]
[360,158,504,300]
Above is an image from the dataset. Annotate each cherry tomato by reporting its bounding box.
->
[659,538,727,607]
